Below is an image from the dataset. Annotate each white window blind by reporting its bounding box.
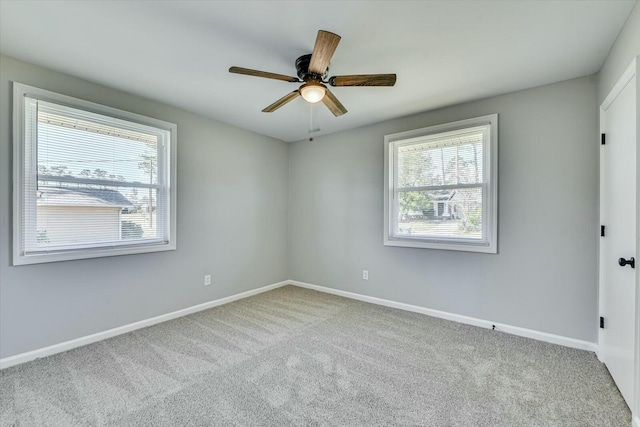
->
[384,115,497,253]
[14,83,177,265]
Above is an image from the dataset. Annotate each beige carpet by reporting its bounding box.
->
[0,285,631,426]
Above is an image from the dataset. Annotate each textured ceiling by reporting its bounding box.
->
[0,1,635,142]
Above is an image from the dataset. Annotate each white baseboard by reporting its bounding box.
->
[0,280,289,370]
[0,278,599,370]
[290,280,597,352]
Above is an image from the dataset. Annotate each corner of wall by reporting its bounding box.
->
[597,1,640,103]
[286,140,292,280]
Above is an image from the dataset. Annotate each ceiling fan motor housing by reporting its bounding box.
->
[296,54,327,82]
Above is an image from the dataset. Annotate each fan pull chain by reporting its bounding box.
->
[309,104,320,141]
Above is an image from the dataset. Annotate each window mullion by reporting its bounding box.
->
[396,183,483,192]
[36,175,161,190]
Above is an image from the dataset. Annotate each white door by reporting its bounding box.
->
[599,66,637,409]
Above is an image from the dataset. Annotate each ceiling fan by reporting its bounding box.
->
[229,30,396,117]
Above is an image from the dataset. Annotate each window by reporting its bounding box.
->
[13,83,177,265]
[384,114,497,253]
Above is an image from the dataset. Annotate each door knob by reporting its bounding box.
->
[618,257,635,268]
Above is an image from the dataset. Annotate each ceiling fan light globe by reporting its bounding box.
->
[300,84,326,103]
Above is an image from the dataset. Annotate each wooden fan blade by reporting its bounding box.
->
[321,88,347,117]
[262,91,301,112]
[229,66,300,83]
[308,30,341,75]
[329,74,397,87]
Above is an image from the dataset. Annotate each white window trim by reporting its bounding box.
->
[383,114,498,253]
[12,82,177,265]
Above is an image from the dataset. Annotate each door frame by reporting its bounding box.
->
[597,56,638,425]
[635,55,640,427]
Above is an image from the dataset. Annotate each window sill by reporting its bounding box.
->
[13,241,176,266]
[384,236,497,253]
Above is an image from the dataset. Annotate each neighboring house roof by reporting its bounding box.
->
[432,191,455,201]
[37,186,134,208]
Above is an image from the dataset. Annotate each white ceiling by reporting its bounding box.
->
[0,1,635,142]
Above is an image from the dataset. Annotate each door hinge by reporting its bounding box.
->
[600,316,605,329]
[601,225,605,237]
[601,133,606,145]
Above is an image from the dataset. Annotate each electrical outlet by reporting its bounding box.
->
[204,275,212,286]
[362,270,369,280]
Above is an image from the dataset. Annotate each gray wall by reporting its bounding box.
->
[289,75,599,343]
[598,1,639,103]
[0,55,289,358]
[3,25,627,358]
